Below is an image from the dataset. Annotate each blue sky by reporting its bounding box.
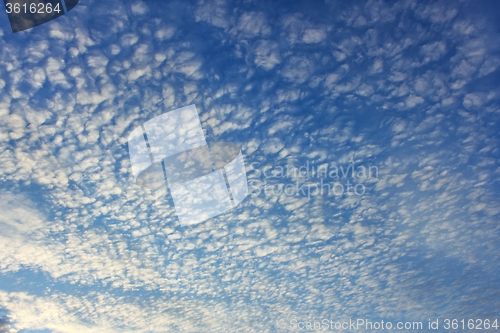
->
[0,0,499,332]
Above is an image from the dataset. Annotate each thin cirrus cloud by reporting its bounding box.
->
[0,0,499,332]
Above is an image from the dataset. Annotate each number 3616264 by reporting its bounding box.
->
[6,2,62,14]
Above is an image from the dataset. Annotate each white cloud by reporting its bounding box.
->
[154,26,175,41]
[417,2,458,23]
[121,33,139,46]
[478,56,500,77]
[0,0,499,332]
[131,1,148,15]
[45,57,70,88]
[260,138,284,155]
[236,12,271,38]
[254,40,281,70]
[420,41,447,63]
[86,52,109,74]
[463,92,485,109]
[195,0,229,28]
[282,56,314,83]
[302,29,327,44]
[356,83,374,97]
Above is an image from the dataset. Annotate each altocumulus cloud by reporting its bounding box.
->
[0,0,499,332]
